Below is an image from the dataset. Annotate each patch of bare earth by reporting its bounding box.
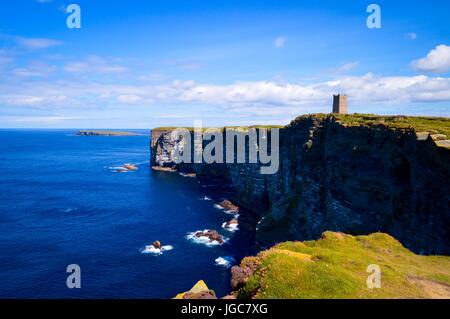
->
[408,277,450,299]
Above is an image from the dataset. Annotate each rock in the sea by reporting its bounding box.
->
[223,218,239,231]
[195,230,224,244]
[123,164,138,171]
[219,200,239,213]
[151,166,176,172]
[76,130,141,136]
[152,241,161,249]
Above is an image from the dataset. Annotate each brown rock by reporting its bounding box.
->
[151,166,176,172]
[230,258,260,290]
[183,291,217,299]
[195,230,224,244]
[152,241,161,249]
[123,164,138,170]
[224,219,239,229]
[219,200,239,213]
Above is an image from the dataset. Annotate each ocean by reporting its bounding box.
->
[0,130,256,298]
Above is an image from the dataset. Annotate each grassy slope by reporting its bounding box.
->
[237,232,450,299]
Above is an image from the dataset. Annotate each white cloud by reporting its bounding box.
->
[273,36,287,48]
[1,74,449,116]
[139,73,168,82]
[12,62,57,78]
[155,74,450,107]
[16,37,62,49]
[406,32,417,40]
[3,95,67,107]
[117,94,142,104]
[412,44,450,73]
[4,116,81,123]
[335,61,360,73]
[64,56,128,74]
[0,49,14,65]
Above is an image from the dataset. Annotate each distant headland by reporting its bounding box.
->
[75,130,143,136]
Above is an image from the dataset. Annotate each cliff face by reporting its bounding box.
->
[150,115,450,255]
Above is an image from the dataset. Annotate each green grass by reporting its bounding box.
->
[235,232,450,299]
[156,114,450,139]
[152,125,284,132]
[336,114,450,137]
[292,113,450,138]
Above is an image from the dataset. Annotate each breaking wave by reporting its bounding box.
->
[222,221,239,232]
[186,230,228,247]
[141,245,174,255]
[215,256,236,268]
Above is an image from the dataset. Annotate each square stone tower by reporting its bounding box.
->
[332,94,348,114]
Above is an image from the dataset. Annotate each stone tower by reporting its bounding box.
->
[332,94,347,114]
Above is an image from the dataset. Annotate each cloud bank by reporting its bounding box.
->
[412,44,450,73]
[1,73,449,116]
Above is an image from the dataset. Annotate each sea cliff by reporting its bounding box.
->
[150,114,450,255]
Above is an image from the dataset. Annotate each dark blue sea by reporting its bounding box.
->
[0,130,256,298]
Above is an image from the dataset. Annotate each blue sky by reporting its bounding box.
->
[0,0,449,128]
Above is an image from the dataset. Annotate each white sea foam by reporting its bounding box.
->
[222,221,239,232]
[225,210,239,217]
[141,245,174,255]
[215,256,236,268]
[108,166,129,172]
[108,163,139,173]
[202,196,212,201]
[63,208,78,213]
[214,204,224,210]
[186,230,227,247]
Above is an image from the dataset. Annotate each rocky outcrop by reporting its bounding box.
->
[151,115,450,254]
[230,257,260,291]
[194,230,224,245]
[174,280,217,299]
[219,200,239,213]
[76,130,142,136]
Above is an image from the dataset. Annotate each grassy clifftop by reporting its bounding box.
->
[293,114,450,138]
[232,232,450,299]
[154,114,450,139]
